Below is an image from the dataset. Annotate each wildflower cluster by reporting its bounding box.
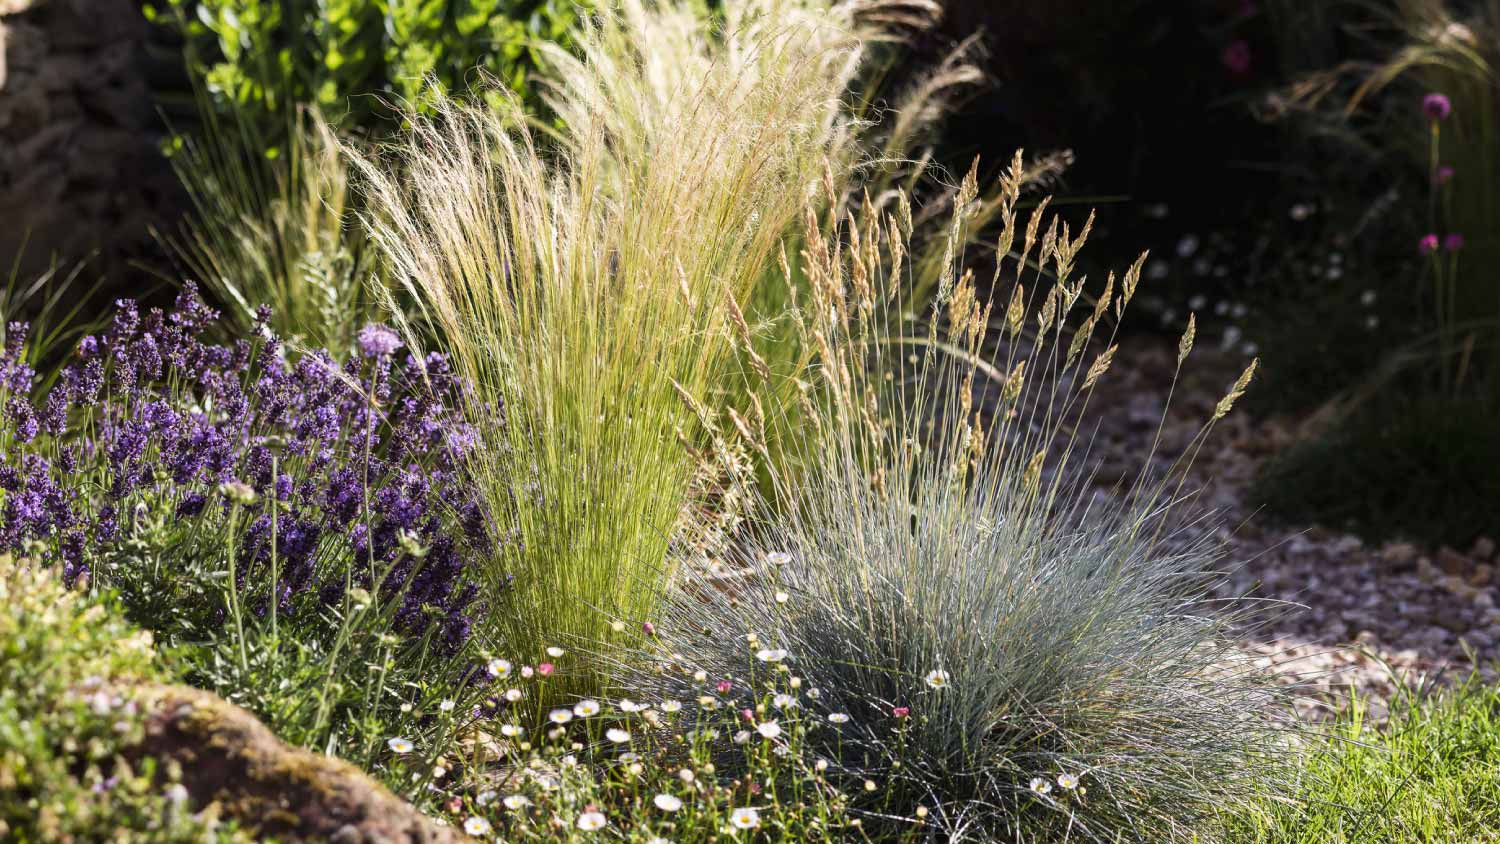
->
[395,643,928,843]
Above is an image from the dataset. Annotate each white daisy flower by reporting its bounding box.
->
[573,700,601,717]
[755,648,788,663]
[660,699,683,713]
[386,737,414,754]
[504,688,523,702]
[549,708,573,725]
[438,699,456,712]
[653,793,683,812]
[500,724,524,738]
[828,712,850,724]
[730,807,761,829]
[925,669,950,690]
[576,811,607,831]
[546,646,565,657]
[773,693,798,709]
[606,728,631,743]
[733,730,751,745]
[618,698,647,713]
[1057,772,1080,790]
[756,721,782,739]
[463,817,492,836]
[1030,777,1053,796]
[475,790,498,806]
[487,659,512,679]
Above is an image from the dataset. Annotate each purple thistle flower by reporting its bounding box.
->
[1424,92,1452,122]
[1434,165,1455,185]
[1445,233,1465,252]
[1420,233,1441,255]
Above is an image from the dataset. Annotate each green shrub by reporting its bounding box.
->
[0,556,249,843]
[1227,673,1500,843]
[143,0,592,144]
[635,157,1298,842]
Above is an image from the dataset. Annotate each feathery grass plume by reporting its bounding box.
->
[354,0,939,704]
[640,162,1295,841]
[161,101,380,353]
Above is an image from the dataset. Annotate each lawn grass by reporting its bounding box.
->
[1228,674,1500,844]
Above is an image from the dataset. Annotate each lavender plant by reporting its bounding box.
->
[0,285,498,776]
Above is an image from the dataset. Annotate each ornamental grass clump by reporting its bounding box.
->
[0,285,494,769]
[356,0,963,704]
[639,155,1296,842]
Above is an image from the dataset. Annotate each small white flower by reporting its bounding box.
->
[606,728,631,743]
[756,721,781,739]
[611,619,627,633]
[549,708,573,725]
[619,751,641,762]
[546,646,566,657]
[755,648,788,663]
[773,693,798,709]
[828,712,850,724]
[504,688,523,702]
[577,811,608,831]
[574,700,601,717]
[730,807,761,829]
[618,698,647,713]
[733,730,752,745]
[697,695,719,710]
[500,724,524,738]
[475,790,498,806]
[677,768,696,784]
[463,817,492,836]
[653,793,683,812]
[487,659,512,679]
[766,551,792,566]
[925,669,950,690]
[1030,777,1053,795]
[774,591,790,604]
[692,669,708,682]
[387,737,414,754]
[660,699,683,713]
[648,838,670,844]
[502,794,531,810]
[432,765,447,779]
[438,699,456,712]
[1057,772,1079,790]
[164,783,189,804]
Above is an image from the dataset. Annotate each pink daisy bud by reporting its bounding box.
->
[740,708,755,721]
[1420,233,1441,255]
[642,621,656,635]
[716,680,733,694]
[1435,165,1455,185]
[537,662,555,676]
[892,706,910,719]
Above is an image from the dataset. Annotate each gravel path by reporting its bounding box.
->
[1090,341,1497,718]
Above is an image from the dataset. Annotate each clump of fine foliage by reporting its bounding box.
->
[636,154,1295,842]
[355,0,978,707]
[1227,674,1500,843]
[0,555,251,843]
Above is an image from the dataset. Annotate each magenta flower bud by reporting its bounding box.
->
[1423,93,1452,122]
[1221,40,1251,76]
[1445,233,1465,252]
[537,662,554,676]
[642,621,656,635]
[716,680,733,694]
[892,706,910,719]
[740,708,754,721]
[1434,165,1455,185]
[1420,233,1441,255]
